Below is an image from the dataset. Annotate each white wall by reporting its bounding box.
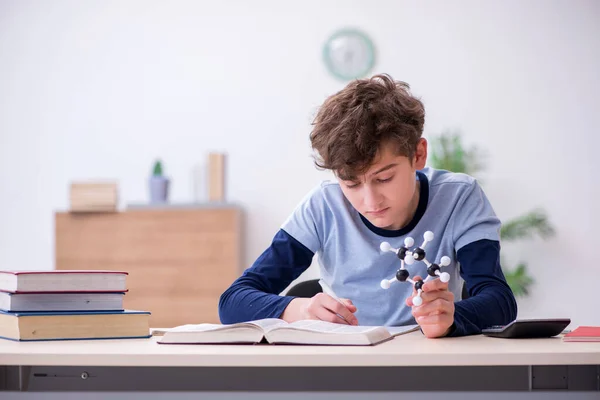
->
[1,0,598,327]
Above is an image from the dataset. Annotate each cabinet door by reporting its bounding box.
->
[56,208,242,327]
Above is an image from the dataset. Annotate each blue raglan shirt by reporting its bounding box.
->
[219,168,517,336]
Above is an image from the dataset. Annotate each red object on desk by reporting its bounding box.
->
[563,326,600,342]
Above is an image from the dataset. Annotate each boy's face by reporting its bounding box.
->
[337,139,427,231]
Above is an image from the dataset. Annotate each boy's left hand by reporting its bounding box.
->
[406,276,454,338]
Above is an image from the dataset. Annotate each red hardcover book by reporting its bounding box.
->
[0,270,128,293]
[562,326,600,342]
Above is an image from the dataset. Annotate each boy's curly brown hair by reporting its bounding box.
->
[310,74,425,180]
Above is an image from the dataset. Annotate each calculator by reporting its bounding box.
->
[482,318,571,338]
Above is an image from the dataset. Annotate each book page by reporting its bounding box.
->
[282,320,382,334]
[386,324,420,336]
[166,319,286,333]
[167,323,230,333]
[246,318,288,330]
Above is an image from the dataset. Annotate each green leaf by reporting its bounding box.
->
[152,160,163,176]
[428,130,486,177]
[500,209,555,242]
[503,262,534,297]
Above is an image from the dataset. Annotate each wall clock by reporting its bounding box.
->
[322,28,376,81]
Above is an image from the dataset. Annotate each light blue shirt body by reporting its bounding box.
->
[281,168,500,327]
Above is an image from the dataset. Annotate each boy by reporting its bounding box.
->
[219,74,517,338]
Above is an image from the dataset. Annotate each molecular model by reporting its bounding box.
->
[379,231,451,307]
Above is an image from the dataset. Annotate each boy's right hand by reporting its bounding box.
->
[281,293,358,325]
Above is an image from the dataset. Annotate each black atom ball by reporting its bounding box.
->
[396,269,409,282]
[414,280,424,291]
[397,247,407,260]
[412,248,426,261]
[427,264,440,276]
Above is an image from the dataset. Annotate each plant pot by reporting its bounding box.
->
[149,176,170,203]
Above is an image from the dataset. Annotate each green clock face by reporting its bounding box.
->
[323,29,376,81]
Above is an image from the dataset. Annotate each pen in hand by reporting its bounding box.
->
[318,279,358,325]
[318,279,344,303]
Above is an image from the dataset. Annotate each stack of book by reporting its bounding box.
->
[69,182,118,212]
[0,270,151,341]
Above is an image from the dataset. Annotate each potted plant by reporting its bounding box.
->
[149,159,170,203]
[428,131,555,296]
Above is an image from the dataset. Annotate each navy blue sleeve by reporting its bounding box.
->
[447,239,518,337]
[218,229,315,324]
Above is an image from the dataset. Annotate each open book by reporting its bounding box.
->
[157,319,419,346]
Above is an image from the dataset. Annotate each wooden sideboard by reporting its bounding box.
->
[55,206,242,328]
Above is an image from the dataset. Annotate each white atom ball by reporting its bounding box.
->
[440,272,450,283]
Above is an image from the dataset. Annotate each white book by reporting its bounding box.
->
[157,319,419,346]
[0,291,125,312]
[0,270,128,293]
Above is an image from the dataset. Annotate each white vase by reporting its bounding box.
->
[149,176,169,203]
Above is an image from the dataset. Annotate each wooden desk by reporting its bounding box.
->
[0,332,598,392]
[55,206,242,327]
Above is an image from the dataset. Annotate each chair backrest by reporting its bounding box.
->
[285,279,322,298]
